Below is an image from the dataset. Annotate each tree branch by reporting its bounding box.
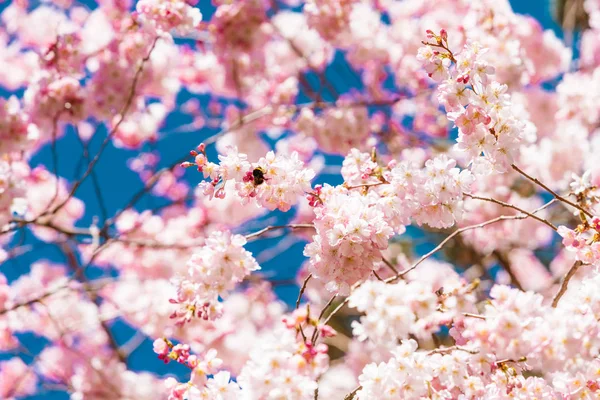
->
[552,260,583,308]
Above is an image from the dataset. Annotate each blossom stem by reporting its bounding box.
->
[381,257,400,275]
[463,312,487,320]
[345,181,390,190]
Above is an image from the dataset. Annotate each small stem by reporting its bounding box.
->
[296,274,312,310]
[552,261,583,308]
[512,164,593,219]
[463,312,486,320]
[345,181,389,190]
[385,199,556,284]
[372,270,384,281]
[464,193,557,230]
[493,250,523,291]
[344,386,362,400]
[381,257,399,275]
[245,224,314,241]
[427,346,479,355]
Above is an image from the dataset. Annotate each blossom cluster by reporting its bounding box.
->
[136,0,202,35]
[348,261,478,347]
[418,31,534,172]
[557,217,600,265]
[153,320,329,400]
[304,149,473,293]
[294,104,370,154]
[189,145,315,212]
[356,338,556,399]
[354,268,600,399]
[170,230,260,324]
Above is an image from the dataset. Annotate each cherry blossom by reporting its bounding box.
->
[2,0,600,399]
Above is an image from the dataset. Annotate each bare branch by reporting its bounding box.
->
[344,386,362,400]
[385,199,556,284]
[552,261,583,308]
[492,250,523,291]
[427,346,479,355]
[45,36,161,218]
[512,164,593,218]
[464,193,557,230]
[244,224,314,241]
[296,274,312,310]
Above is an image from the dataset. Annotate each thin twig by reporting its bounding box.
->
[552,261,583,308]
[381,257,399,275]
[427,345,479,355]
[385,199,556,284]
[296,274,312,310]
[463,312,486,320]
[493,250,523,291]
[45,37,160,218]
[464,193,557,230]
[60,242,127,363]
[512,164,593,218]
[244,224,314,241]
[344,386,362,400]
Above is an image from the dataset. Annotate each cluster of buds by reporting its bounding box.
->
[306,184,323,207]
[296,341,329,366]
[282,308,337,340]
[153,338,191,365]
[180,143,207,172]
[181,143,228,199]
[168,297,222,325]
[423,28,456,65]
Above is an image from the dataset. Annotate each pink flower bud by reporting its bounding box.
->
[440,29,448,41]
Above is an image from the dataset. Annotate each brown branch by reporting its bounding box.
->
[0,284,70,315]
[101,154,191,232]
[44,36,161,218]
[200,98,401,146]
[296,274,312,310]
[344,386,362,400]
[492,250,523,291]
[385,199,556,284]
[552,261,583,308]
[59,242,127,363]
[463,312,486,320]
[381,257,399,275]
[427,346,479,355]
[244,224,314,241]
[15,219,203,250]
[464,193,557,230]
[345,181,390,190]
[512,164,593,218]
[0,278,116,316]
